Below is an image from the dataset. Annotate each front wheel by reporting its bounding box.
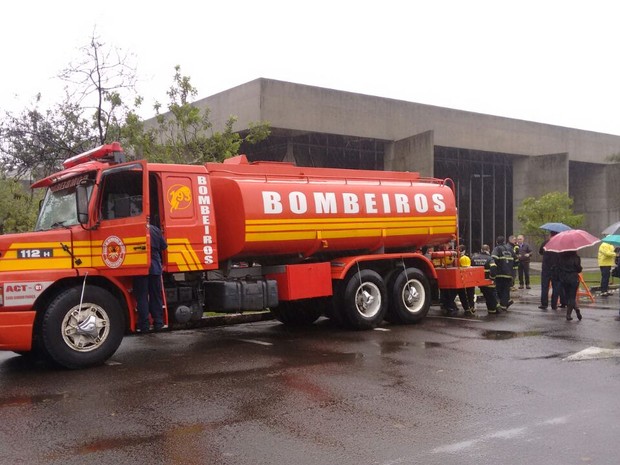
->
[40,286,125,369]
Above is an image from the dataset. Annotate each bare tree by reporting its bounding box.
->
[59,31,138,144]
[0,32,139,179]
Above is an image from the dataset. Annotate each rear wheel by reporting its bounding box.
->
[387,267,430,323]
[40,286,125,369]
[339,269,387,330]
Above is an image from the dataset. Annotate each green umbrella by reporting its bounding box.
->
[602,235,620,247]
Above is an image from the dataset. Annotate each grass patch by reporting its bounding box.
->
[527,271,619,289]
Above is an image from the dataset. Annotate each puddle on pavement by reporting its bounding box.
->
[380,341,442,354]
[0,392,68,408]
[481,330,545,340]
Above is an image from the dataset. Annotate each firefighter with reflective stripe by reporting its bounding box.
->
[471,244,500,314]
[491,235,517,311]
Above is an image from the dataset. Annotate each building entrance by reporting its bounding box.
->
[435,147,513,253]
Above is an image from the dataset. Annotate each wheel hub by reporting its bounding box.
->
[62,304,110,352]
[405,284,419,305]
[356,284,381,317]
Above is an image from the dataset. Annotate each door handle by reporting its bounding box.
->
[133,245,147,251]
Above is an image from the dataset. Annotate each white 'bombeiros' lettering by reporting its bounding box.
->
[260,190,451,215]
[314,192,337,213]
[289,191,307,214]
[394,194,410,213]
[413,193,428,213]
[197,175,214,265]
[432,193,446,212]
[364,193,378,213]
[381,193,391,214]
[343,193,360,214]
[263,191,283,214]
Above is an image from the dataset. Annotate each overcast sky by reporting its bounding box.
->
[3,1,619,135]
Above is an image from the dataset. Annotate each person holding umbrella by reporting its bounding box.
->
[543,228,601,320]
[556,251,583,321]
[538,230,564,310]
[538,223,571,312]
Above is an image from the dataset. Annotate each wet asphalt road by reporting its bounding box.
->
[1,288,620,465]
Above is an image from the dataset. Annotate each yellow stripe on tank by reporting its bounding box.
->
[246,215,456,227]
[246,226,457,243]
[244,215,457,242]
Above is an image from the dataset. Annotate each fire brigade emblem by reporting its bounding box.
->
[102,235,126,268]
[167,184,192,212]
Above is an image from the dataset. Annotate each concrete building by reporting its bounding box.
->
[195,78,620,256]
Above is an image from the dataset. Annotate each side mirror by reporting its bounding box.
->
[76,184,90,224]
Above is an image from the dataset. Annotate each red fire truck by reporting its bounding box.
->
[0,142,485,368]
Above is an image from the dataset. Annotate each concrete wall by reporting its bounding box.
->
[198,78,620,164]
[194,79,263,131]
[513,152,568,202]
[570,162,606,232]
[385,130,434,176]
[513,153,568,233]
[606,164,620,223]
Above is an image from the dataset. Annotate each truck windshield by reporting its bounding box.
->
[35,180,94,231]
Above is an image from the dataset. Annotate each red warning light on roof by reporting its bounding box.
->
[62,142,124,169]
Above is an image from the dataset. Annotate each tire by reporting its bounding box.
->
[271,299,324,326]
[40,286,125,369]
[339,269,387,330]
[387,267,431,324]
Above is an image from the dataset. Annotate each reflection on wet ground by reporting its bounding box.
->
[0,392,69,408]
[481,330,545,340]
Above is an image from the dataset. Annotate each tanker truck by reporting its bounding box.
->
[0,142,486,368]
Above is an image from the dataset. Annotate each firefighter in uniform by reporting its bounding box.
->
[458,244,476,315]
[471,244,500,314]
[491,235,517,311]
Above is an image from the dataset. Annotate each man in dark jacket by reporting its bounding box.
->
[134,224,168,332]
[539,231,565,310]
[508,235,520,291]
[471,244,500,314]
[491,236,517,311]
[516,234,533,289]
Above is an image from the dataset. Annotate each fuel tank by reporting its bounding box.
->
[206,157,457,261]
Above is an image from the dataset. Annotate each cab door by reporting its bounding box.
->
[89,161,151,276]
